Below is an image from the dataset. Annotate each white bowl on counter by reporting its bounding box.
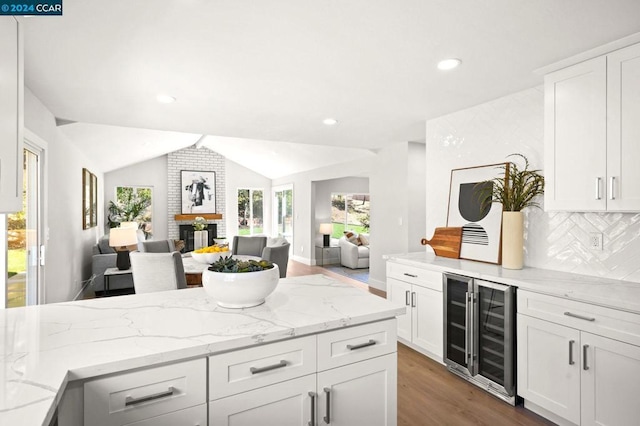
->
[202,264,280,308]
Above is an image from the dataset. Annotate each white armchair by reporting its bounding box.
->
[338,233,370,269]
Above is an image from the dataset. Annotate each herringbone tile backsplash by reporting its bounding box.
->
[426,86,640,283]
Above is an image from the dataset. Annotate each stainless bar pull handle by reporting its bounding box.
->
[125,386,175,406]
[403,273,417,278]
[569,340,575,365]
[464,292,469,362]
[610,177,616,200]
[308,391,317,426]
[583,345,589,371]
[564,312,596,322]
[250,360,287,374]
[405,290,410,306]
[411,292,416,307]
[323,387,331,424]
[347,339,376,351]
[595,177,602,200]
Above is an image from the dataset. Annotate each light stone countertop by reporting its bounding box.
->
[387,252,640,315]
[0,274,404,426]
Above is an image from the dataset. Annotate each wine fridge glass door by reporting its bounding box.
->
[444,274,474,374]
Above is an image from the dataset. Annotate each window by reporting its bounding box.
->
[238,189,263,235]
[331,193,370,238]
[108,186,153,239]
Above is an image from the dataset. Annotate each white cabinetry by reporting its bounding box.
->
[84,358,207,426]
[0,16,23,213]
[517,290,640,426]
[545,42,640,212]
[387,261,442,361]
[209,320,397,426]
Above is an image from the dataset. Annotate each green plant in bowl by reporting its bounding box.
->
[208,255,274,273]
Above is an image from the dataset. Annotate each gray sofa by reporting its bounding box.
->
[92,235,134,293]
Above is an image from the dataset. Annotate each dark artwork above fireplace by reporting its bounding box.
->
[179,224,217,252]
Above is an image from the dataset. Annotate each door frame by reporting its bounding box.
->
[24,128,48,305]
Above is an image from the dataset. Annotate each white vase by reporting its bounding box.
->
[502,211,524,270]
[194,230,208,250]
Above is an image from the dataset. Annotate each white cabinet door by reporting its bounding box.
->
[544,56,607,211]
[581,332,640,426]
[412,285,443,360]
[607,43,640,211]
[317,353,397,426]
[209,374,315,426]
[517,314,581,425]
[0,17,23,213]
[387,277,412,341]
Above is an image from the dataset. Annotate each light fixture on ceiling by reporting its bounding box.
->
[156,94,176,104]
[323,118,338,126]
[437,58,462,71]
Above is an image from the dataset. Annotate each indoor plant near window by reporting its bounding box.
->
[202,256,279,308]
[480,154,544,269]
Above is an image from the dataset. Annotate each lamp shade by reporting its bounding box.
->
[319,223,333,235]
[109,227,138,248]
[119,221,138,229]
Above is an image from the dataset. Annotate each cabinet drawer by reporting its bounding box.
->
[84,358,206,426]
[209,335,316,400]
[123,404,207,426]
[387,262,442,291]
[317,319,396,371]
[518,290,640,346]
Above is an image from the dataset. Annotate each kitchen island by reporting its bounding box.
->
[1,274,404,426]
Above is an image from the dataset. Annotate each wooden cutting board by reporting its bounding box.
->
[421,227,462,259]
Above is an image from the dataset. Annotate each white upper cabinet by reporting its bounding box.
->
[545,42,640,212]
[0,17,23,213]
[606,43,640,211]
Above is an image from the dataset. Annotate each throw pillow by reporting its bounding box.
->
[98,235,115,254]
[344,231,359,245]
[358,234,369,246]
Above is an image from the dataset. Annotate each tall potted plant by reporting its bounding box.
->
[480,154,544,269]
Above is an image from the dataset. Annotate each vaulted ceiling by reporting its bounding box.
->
[22,0,640,176]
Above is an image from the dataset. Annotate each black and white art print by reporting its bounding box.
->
[181,170,216,214]
[446,163,506,264]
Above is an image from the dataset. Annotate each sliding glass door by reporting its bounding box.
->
[6,144,43,308]
[272,185,293,245]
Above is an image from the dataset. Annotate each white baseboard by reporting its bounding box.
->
[291,254,313,265]
[368,277,386,292]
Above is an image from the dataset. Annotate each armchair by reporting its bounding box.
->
[338,233,370,269]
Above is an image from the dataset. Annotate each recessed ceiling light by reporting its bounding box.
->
[437,58,462,71]
[156,94,176,104]
[323,118,338,126]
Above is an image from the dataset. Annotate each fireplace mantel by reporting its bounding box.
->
[174,214,222,221]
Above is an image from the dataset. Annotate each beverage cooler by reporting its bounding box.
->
[443,273,516,404]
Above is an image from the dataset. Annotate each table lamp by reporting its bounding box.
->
[319,223,333,247]
[109,227,138,270]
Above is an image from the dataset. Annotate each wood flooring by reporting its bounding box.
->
[288,260,554,426]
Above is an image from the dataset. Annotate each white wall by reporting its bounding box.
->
[104,156,168,239]
[426,86,640,283]
[369,141,426,290]
[314,176,369,229]
[24,88,102,303]
[273,158,372,265]
[225,158,273,240]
